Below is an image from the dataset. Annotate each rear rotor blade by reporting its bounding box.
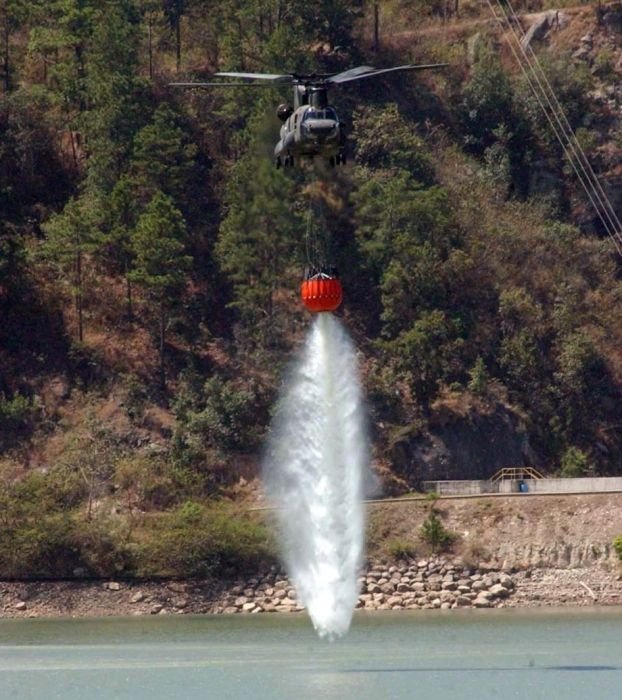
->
[326,66,377,83]
[329,63,449,84]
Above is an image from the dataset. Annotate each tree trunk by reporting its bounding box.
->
[3,24,9,92]
[373,0,379,53]
[76,248,84,342]
[148,15,154,80]
[75,44,87,111]
[159,304,166,389]
[238,19,244,69]
[69,129,79,170]
[126,274,134,319]
[175,18,181,72]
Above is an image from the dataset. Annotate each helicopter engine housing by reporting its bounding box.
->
[277,103,293,122]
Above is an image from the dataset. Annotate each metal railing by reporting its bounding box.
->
[490,466,545,483]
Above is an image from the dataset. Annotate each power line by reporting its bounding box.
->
[484,0,622,256]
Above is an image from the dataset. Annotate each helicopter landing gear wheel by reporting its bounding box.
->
[275,156,282,169]
[283,153,294,167]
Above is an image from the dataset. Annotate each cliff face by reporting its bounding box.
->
[389,397,535,487]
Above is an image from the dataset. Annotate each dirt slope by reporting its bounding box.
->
[368,492,622,569]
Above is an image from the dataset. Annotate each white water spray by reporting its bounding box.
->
[263,313,369,639]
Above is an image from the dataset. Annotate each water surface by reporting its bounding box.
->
[1,608,621,699]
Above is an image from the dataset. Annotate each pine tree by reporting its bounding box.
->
[103,174,142,317]
[215,117,298,347]
[0,0,29,91]
[162,0,185,72]
[130,190,191,387]
[130,103,198,211]
[85,0,151,194]
[40,194,103,342]
[27,0,97,111]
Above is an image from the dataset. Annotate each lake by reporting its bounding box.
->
[0,608,621,699]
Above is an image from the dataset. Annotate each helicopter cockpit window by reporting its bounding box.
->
[303,108,337,121]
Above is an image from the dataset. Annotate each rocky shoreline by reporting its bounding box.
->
[2,557,621,619]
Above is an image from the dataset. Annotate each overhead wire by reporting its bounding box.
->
[484,0,622,256]
[489,0,622,247]
[501,3,622,242]
[494,0,622,254]
[488,0,622,251]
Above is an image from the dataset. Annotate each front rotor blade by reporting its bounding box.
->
[169,81,279,88]
[329,63,449,84]
[214,71,293,82]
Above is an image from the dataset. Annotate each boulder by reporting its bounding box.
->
[521,11,568,50]
[489,583,510,599]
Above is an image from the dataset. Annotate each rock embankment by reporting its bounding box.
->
[356,560,514,610]
[2,557,621,619]
[210,559,516,614]
[0,559,515,618]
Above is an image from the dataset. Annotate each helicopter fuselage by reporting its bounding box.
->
[171,63,447,168]
[275,104,346,167]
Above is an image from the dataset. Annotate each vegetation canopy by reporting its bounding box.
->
[1,0,622,576]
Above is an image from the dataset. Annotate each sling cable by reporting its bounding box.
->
[300,185,343,313]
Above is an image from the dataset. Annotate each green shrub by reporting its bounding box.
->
[0,510,76,578]
[123,374,148,422]
[387,538,417,560]
[0,393,38,448]
[592,48,615,81]
[0,467,88,577]
[468,356,489,395]
[613,536,622,562]
[67,514,135,576]
[420,511,455,552]
[135,501,274,577]
[560,446,591,478]
[173,372,265,459]
[115,454,204,510]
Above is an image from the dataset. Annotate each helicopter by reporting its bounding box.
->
[171,63,447,168]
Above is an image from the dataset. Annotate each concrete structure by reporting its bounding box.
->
[423,476,622,496]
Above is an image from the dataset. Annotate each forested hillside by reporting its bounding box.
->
[1,0,622,578]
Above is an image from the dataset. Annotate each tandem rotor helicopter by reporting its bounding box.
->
[173,60,447,313]
[171,62,447,168]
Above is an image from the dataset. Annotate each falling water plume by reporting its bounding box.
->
[263,313,369,639]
